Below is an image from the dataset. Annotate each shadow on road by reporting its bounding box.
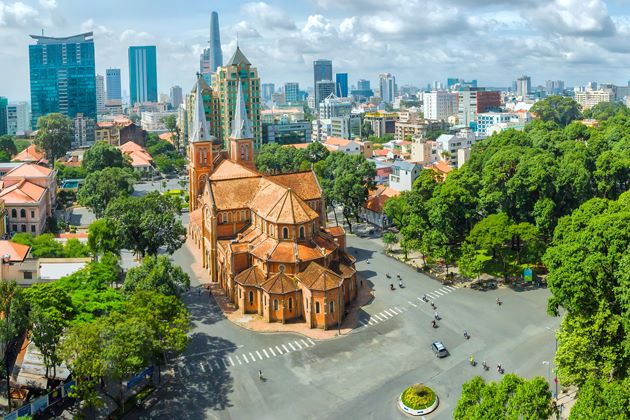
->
[181,287,226,327]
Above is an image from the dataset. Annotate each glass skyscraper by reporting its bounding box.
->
[106,68,122,100]
[0,97,8,135]
[128,46,158,105]
[28,32,97,128]
[313,59,332,105]
[335,73,348,97]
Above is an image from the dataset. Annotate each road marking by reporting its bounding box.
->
[373,314,385,321]
[394,307,404,314]
[446,285,457,291]
[383,309,396,317]
[294,341,303,350]
[359,319,368,326]
[433,290,444,296]
[249,352,256,362]
[301,339,310,348]
[368,318,377,325]
[276,346,283,354]
[242,354,249,363]
[235,355,242,365]
[214,360,222,370]
[439,288,451,294]
[427,292,438,299]
[199,362,206,372]
[288,342,297,351]
[282,344,290,353]
[262,349,269,358]
[408,300,417,307]
[256,351,263,360]
[308,338,316,346]
[269,347,277,357]
[228,356,234,366]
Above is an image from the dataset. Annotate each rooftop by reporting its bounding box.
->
[0,240,30,262]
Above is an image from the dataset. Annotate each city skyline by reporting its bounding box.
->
[2,0,630,101]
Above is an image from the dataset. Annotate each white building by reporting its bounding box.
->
[436,128,478,167]
[95,74,106,117]
[140,111,178,132]
[389,160,422,192]
[424,91,457,121]
[379,73,396,103]
[73,114,95,148]
[7,102,31,135]
[311,118,333,142]
[476,112,519,135]
[330,115,361,139]
[319,94,353,119]
[323,137,362,155]
[574,89,614,110]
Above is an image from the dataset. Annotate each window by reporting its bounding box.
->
[30,210,35,218]
[282,227,289,239]
[273,299,278,311]
[315,301,320,314]
[23,271,33,280]
[249,291,253,304]
[30,225,35,233]
[21,225,26,232]
[330,301,334,314]
[11,209,16,218]
[239,289,242,298]
[299,226,305,239]
[288,298,293,311]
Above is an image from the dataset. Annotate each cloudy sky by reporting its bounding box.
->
[2,0,630,101]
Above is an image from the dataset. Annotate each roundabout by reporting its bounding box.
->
[398,384,439,416]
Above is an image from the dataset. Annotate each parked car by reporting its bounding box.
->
[431,341,449,358]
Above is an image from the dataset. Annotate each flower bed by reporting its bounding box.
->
[399,384,439,416]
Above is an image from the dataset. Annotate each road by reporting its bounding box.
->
[133,229,559,420]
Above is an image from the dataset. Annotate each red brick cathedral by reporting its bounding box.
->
[187,76,357,330]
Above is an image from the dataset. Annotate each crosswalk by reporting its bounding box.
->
[176,338,317,376]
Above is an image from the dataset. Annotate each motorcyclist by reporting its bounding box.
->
[464,330,469,339]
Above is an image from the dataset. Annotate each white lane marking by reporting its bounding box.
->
[301,339,310,348]
[262,349,270,358]
[282,344,290,353]
[383,309,396,317]
[433,290,444,296]
[269,347,277,357]
[228,356,235,366]
[308,338,316,346]
[275,346,283,355]
[439,288,451,294]
[394,307,404,314]
[446,285,457,291]
[288,342,297,351]
[213,360,221,370]
[235,355,242,365]
[359,320,368,326]
[256,351,263,360]
[368,318,377,325]
[294,341,303,350]
[408,300,417,307]
[426,293,438,299]
[373,314,386,321]
[199,362,206,372]
[249,352,256,361]
[242,354,249,363]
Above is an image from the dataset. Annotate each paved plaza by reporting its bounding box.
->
[133,226,560,420]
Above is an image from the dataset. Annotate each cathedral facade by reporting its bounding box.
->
[188,71,357,330]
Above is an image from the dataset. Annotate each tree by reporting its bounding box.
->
[123,255,190,296]
[0,281,27,410]
[382,232,398,252]
[88,219,122,257]
[105,192,186,257]
[530,96,582,127]
[63,238,91,257]
[77,167,136,218]
[161,115,181,150]
[12,233,64,258]
[34,113,73,162]
[82,141,128,173]
[55,161,88,181]
[30,306,65,381]
[0,134,18,157]
[457,243,492,280]
[569,377,630,419]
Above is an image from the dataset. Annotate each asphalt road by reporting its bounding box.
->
[135,231,560,420]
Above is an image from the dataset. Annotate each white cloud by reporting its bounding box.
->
[233,20,261,39]
[242,2,296,30]
[526,0,615,37]
[0,1,38,27]
[38,0,56,9]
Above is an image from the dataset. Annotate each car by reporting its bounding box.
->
[431,341,449,358]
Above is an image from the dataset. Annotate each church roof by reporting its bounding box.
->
[209,177,261,211]
[296,262,343,291]
[260,272,299,295]
[234,266,267,287]
[209,159,259,181]
[264,188,320,225]
[190,76,213,143]
[267,171,322,202]
[230,82,253,139]
[227,46,251,66]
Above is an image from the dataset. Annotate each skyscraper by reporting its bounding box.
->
[170,85,183,108]
[28,32,97,129]
[0,97,7,135]
[128,46,158,105]
[516,75,531,97]
[315,81,335,110]
[106,68,122,100]
[379,73,396,103]
[261,83,275,102]
[95,74,106,116]
[313,59,332,105]
[335,73,348,97]
[284,82,299,104]
[200,11,223,81]
[213,46,261,147]
[7,102,31,135]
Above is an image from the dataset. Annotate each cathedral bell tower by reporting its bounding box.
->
[189,75,215,211]
[228,81,254,166]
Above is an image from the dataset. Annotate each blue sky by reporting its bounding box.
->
[2,0,630,101]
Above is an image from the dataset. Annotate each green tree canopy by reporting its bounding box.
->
[0,135,18,157]
[77,167,136,218]
[88,219,122,256]
[34,113,73,162]
[0,281,28,409]
[530,96,582,127]
[123,255,190,296]
[82,140,129,172]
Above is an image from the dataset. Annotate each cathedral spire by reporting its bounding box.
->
[230,82,253,139]
[191,76,211,142]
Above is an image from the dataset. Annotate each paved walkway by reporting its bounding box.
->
[184,238,375,340]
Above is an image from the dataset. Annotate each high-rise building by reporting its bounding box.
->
[315,81,335,111]
[284,82,300,104]
[575,89,614,109]
[200,11,223,81]
[319,94,352,119]
[7,102,31,135]
[28,32,97,132]
[261,83,275,102]
[379,73,396,103]
[95,74,106,116]
[424,91,457,121]
[545,80,565,95]
[212,46,261,147]
[106,68,122,100]
[0,97,7,135]
[516,75,531,97]
[458,88,501,127]
[170,85,183,108]
[313,59,332,105]
[447,78,477,89]
[336,73,348,97]
[128,46,158,105]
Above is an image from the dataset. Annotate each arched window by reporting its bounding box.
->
[20,209,26,218]
[329,301,334,314]
[282,227,289,239]
[273,299,278,311]
[11,209,16,218]
[249,291,253,304]
[299,226,305,239]
[315,302,320,314]
[288,297,293,311]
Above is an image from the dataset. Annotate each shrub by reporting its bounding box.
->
[401,384,436,410]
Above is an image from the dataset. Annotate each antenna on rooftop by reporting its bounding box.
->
[236,32,239,48]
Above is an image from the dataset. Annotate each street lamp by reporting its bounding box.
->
[542,361,551,391]
[546,326,559,398]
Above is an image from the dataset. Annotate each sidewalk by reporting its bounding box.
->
[185,238,374,340]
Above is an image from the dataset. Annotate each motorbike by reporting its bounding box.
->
[390,283,395,291]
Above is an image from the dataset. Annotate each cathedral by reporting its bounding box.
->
[187,69,358,330]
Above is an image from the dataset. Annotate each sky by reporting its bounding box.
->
[2,0,630,102]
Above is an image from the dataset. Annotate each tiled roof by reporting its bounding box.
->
[5,163,52,178]
[264,188,319,225]
[234,266,267,287]
[324,226,345,237]
[324,137,353,147]
[283,143,310,149]
[364,185,400,213]
[260,272,299,294]
[118,143,153,168]
[329,260,356,278]
[209,159,259,181]
[0,240,30,262]
[296,262,343,291]
[12,145,44,162]
[210,177,261,210]
[267,171,321,201]
[0,180,46,204]
[431,160,453,175]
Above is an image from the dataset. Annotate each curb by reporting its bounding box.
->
[398,392,439,416]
